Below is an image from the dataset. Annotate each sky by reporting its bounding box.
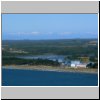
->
[2,14,98,40]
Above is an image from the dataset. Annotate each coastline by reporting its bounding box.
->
[2,65,98,74]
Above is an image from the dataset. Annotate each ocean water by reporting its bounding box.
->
[2,69,98,86]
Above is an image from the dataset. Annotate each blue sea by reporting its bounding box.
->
[2,69,98,86]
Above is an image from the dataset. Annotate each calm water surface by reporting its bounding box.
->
[2,68,98,86]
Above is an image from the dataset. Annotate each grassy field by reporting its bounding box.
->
[2,39,98,56]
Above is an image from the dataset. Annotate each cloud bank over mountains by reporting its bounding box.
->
[3,31,98,40]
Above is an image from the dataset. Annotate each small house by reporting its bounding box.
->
[71,60,80,68]
[76,64,87,68]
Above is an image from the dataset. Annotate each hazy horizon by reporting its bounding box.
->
[2,14,98,40]
[2,38,98,41]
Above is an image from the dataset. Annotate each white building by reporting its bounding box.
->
[76,64,87,68]
[70,60,87,68]
[71,61,80,68]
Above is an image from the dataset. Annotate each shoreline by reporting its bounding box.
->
[2,65,98,74]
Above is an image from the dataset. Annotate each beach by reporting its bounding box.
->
[2,65,98,74]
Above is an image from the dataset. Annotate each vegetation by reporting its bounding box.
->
[2,57,60,67]
[2,39,98,57]
[86,62,98,69]
[2,39,98,68]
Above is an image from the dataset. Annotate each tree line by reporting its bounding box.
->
[2,57,60,67]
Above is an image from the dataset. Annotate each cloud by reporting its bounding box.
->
[9,32,40,35]
[17,32,25,34]
[86,32,97,34]
[60,32,73,35]
[48,32,53,34]
[31,32,40,35]
[8,32,18,34]
[9,32,27,35]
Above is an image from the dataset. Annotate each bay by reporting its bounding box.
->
[2,68,98,86]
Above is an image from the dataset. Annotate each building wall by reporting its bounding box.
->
[76,64,87,68]
[71,64,76,67]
